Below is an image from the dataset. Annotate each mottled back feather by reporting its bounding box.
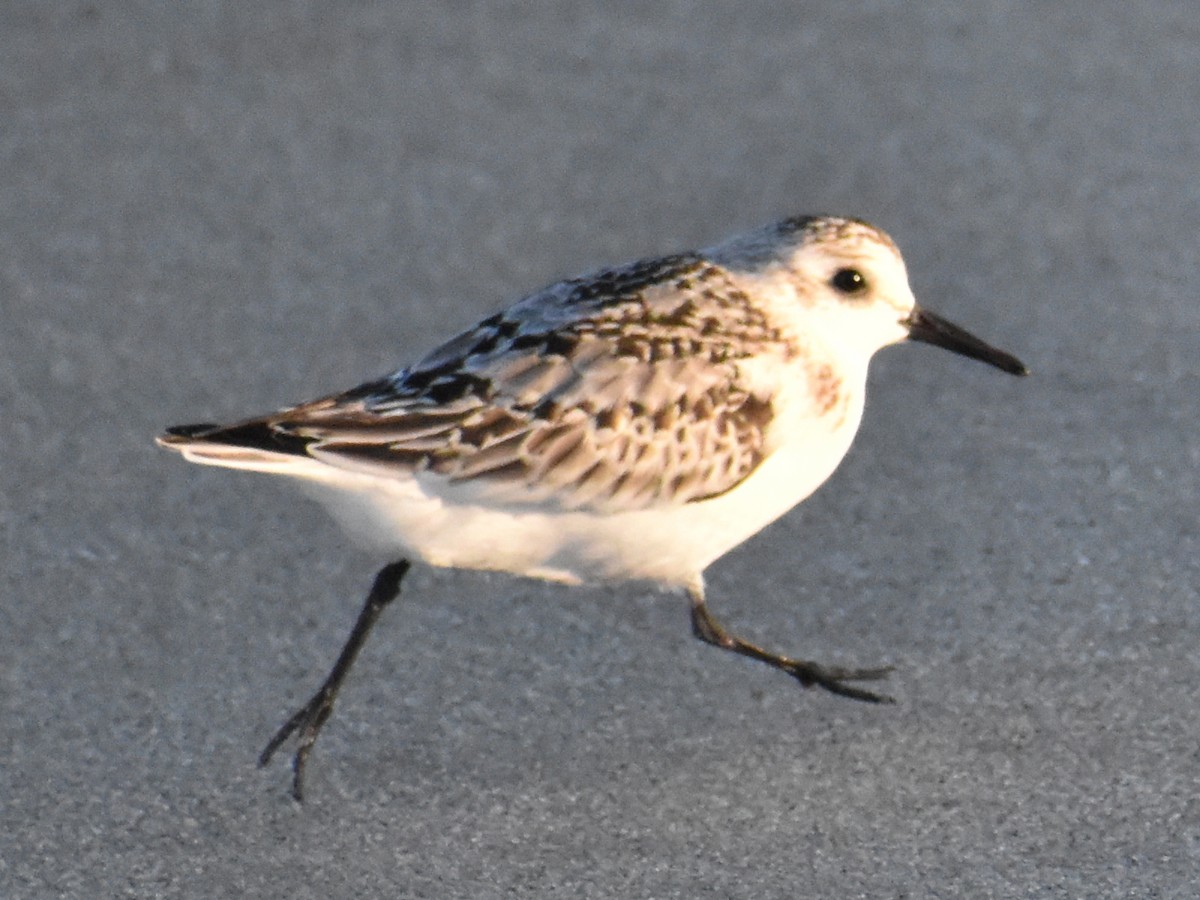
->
[250,253,786,512]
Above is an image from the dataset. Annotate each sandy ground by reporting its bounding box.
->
[4,3,1199,896]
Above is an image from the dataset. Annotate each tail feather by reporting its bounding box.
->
[156,418,320,475]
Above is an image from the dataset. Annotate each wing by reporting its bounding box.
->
[165,253,787,514]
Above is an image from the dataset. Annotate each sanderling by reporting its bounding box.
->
[159,214,1027,799]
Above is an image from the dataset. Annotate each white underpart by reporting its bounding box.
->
[175,343,877,588]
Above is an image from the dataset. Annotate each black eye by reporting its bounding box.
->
[831,268,868,295]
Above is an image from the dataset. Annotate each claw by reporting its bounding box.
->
[258,690,336,801]
[689,586,896,705]
[256,560,409,801]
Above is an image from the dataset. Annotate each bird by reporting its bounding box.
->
[158,214,1028,799]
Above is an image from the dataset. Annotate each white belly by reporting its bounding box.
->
[297,391,865,588]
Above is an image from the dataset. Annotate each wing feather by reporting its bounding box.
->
[169,252,788,513]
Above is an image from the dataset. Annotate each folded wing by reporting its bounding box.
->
[160,253,784,513]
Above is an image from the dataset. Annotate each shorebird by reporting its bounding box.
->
[159,215,1027,799]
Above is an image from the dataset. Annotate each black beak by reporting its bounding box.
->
[903,307,1029,376]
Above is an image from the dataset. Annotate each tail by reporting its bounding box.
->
[156,419,323,476]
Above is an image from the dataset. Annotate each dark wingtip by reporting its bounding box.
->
[160,423,221,441]
[156,420,312,456]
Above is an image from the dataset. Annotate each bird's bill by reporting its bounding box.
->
[903,307,1029,376]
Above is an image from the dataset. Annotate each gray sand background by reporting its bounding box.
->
[4,3,1198,896]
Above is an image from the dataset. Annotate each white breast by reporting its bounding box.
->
[295,361,868,589]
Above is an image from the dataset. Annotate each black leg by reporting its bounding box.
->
[688,584,895,704]
[259,559,411,801]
